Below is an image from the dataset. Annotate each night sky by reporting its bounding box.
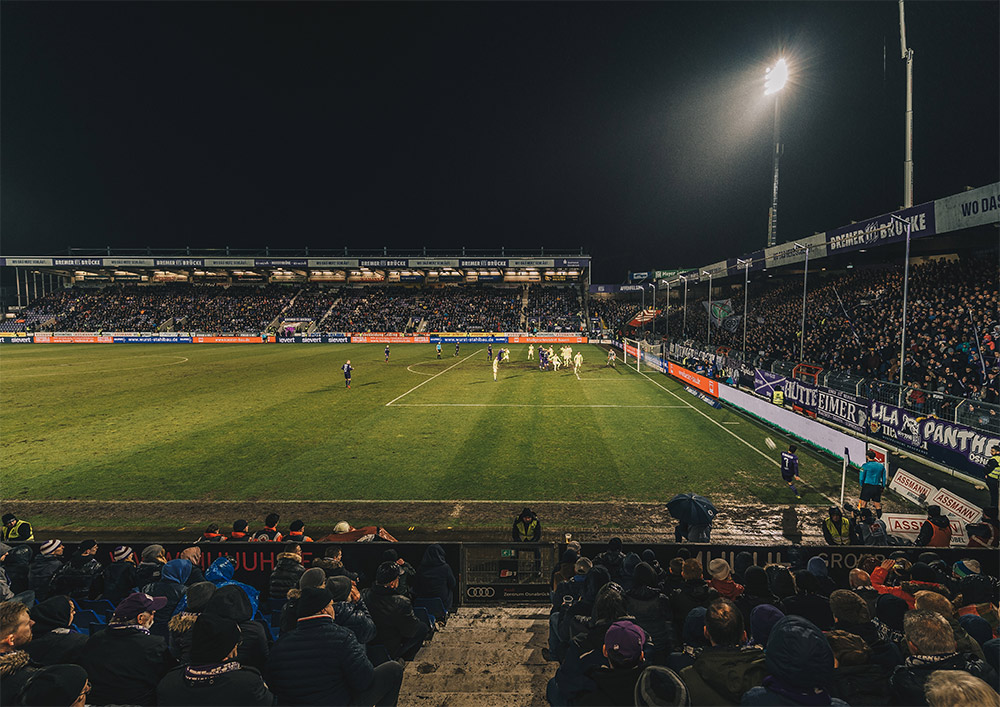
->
[2,1,997,282]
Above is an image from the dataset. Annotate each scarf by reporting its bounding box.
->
[184,661,242,683]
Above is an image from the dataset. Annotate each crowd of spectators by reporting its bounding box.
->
[544,540,999,706]
[588,297,643,337]
[526,287,584,333]
[322,287,420,333]
[419,286,523,332]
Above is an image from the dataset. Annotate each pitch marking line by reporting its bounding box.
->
[632,368,841,507]
[4,355,190,378]
[391,403,690,408]
[385,350,481,406]
[405,362,437,377]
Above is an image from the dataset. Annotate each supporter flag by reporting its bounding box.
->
[628,308,659,327]
[703,299,741,333]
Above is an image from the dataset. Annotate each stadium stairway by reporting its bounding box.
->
[399,606,557,707]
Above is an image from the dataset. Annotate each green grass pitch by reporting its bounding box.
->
[1,343,850,507]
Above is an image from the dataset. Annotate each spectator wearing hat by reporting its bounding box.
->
[328,575,377,645]
[156,614,274,706]
[50,540,102,600]
[412,543,456,614]
[311,545,360,583]
[268,543,305,601]
[25,596,87,666]
[382,549,416,599]
[1,513,33,543]
[573,620,649,706]
[100,546,137,606]
[363,561,429,661]
[229,519,251,541]
[512,507,541,542]
[914,591,985,661]
[957,615,994,655]
[19,664,89,707]
[178,547,206,585]
[286,520,313,543]
[916,506,953,547]
[251,513,283,542]
[594,538,627,582]
[671,559,720,637]
[27,540,64,602]
[197,523,227,543]
[741,615,848,706]
[0,599,41,707]
[167,581,216,664]
[827,589,902,667]
[551,548,580,591]
[748,604,784,650]
[625,562,675,662]
[81,592,175,706]
[707,559,745,600]
[826,630,893,706]
[135,544,167,590]
[634,665,690,707]
[144,559,192,638]
[736,567,780,627]
[680,598,765,706]
[265,587,404,706]
[806,557,837,597]
[278,567,327,636]
[202,585,270,671]
[888,609,998,706]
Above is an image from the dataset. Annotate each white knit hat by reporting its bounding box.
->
[40,539,62,555]
[708,558,731,580]
[112,545,134,562]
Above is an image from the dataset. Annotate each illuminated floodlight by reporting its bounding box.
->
[765,58,788,95]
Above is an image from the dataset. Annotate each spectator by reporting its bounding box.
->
[287,520,313,543]
[512,507,541,542]
[874,594,909,648]
[229,519,251,541]
[923,669,1000,707]
[327,575,377,645]
[574,620,649,706]
[737,566,780,626]
[382,549,416,599]
[203,556,260,616]
[252,513,283,542]
[1,545,32,598]
[268,543,305,601]
[748,604,784,649]
[641,549,667,584]
[857,508,890,546]
[671,559,720,636]
[667,606,709,672]
[25,596,87,666]
[781,570,834,631]
[0,544,12,602]
[548,558,592,662]
[312,545,359,583]
[50,540,102,600]
[806,557,837,597]
[28,540,65,602]
[363,561,429,662]
[822,508,854,546]
[178,547,206,585]
[826,630,893,706]
[202,585,270,671]
[849,568,880,617]
[767,566,797,604]
[81,592,175,706]
[156,613,274,706]
[412,544,457,613]
[957,615,994,654]
[828,589,902,667]
[167,581,216,664]
[19,663,89,707]
[871,559,950,609]
[144,559,191,637]
[197,523,226,543]
[954,574,998,636]
[594,538,627,582]
[889,609,998,706]
[914,590,985,660]
[278,567,327,636]
[680,598,766,706]
[265,586,403,706]
[551,548,580,591]
[0,600,41,706]
[741,615,848,706]
[1,513,33,543]
[99,546,137,606]
[135,545,167,589]
[663,556,688,594]
[916,506,953,547]
[707,559,744,600]
[624,562,674,662]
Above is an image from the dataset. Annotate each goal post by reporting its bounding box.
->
[621,337,642,372]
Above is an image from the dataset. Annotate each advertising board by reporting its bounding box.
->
[881,513,968,546]
[888,468,936,506]
[667,362,718,397]
[928,487,983,526]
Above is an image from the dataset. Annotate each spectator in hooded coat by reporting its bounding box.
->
[268,544,305,602]
[826,630,893,706]
[145,559,191,638]
[135,545,167,589]
[202,585,270,671]
[782,571,835,631]
[412,544,456,612]
[806,557,837,597]
[624,562,674,661]
[666,606,709,673]
[2,545,33,595]
[511,507,541,542]
[680,599,766,706]
[24,596,87,666]
[167,581,217,664]
[741,615,849,706]
[101,546,138,606]
[749,604,784,649]
[737,566,780,627]
[27,540,64,602]
[671,559,720,637]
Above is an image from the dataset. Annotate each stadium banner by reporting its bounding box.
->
[628,271,650,282]
[507,336,588,344]
[881,513,969,546]
[718,383,866,465]
[350,335,431,344]
[112,336,194,343]
[667,361,718,397]
[275,335,350,344]
[0,258,54,266]
[702,298,740,332]
[309,259,359,268]
[933,182,1000,232]
[192,336,265,343]
[458,258,508,268]
[0,335,34,344]
[826,202,936,254]
[430,335,508,344]
[554,258,589,267]
[33,335,114,344]
[764,234,827,269]
[782,379,869,433]
[254,259,308,267]
[888,468,937,506]
[754,369,785,396]
[153,258,205,267]
[684,385,722,409]
[928,487,983,526]
[203,258,255,267]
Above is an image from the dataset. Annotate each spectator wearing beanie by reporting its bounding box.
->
[826,630,893,706]
[594,538,626,582]
[157,614,273,706]
[81,592,175,706]
[914,590,985,661]
[872,559,950,609]
[412,544,457,613]
[382,549,416,599]
[806,557,837,597]
[671,559,720,637]
[229,520,250,541]
[625,562,674,662]
[737,566,780,626]
[278,567,327,636]
[19,664,89,707]
[202,585,269,671]
[573,620,649,706]
[286,520,312,543]
[957,615,994,654]
[827,589,902,668]
[741,615,849,706]
[748,604,784,649]
[265,587,403,706]
[135,544,167,590]
[25,596,87,666]
[635,665,690,707]
[311,545,360,583]
[167,581,216,664]
[666,606,709,672]
[268,543,305,601]
[100,546,137,606]
[680,599,766,706]
[328,575,376,645]
[27,540,64,602]
[144,559,192,638]
[363,561,429,661]
[707,559,745,600]
[874,594,909,648]
[889,609,998,706]
[552,548,580,590]
[50,540,102,600]
[781,570,834,631]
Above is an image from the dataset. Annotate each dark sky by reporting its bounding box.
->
[2,1,997,282]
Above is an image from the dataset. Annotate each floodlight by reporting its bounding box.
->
[765,58,788,95]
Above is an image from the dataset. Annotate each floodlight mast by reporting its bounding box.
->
[890,213,913,405]
[703,270,713,346]
[737,258,752,356]
[765,59,788,248]
[793,243,809,363]
[899,0,914,207]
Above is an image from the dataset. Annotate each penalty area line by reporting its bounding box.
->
[390,403,690,408]
[385,350,481,406]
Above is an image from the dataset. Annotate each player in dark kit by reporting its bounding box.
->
[487,343,493,360]
[781,444,802,499]
[385,345,390,363]
[455,342,460,357]
[342,360,353,389]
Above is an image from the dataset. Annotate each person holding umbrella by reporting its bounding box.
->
[667,494,716,543]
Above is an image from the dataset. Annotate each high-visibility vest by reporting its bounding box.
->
[824,517,851,545]
[988,454,1000,480]
[927,522,953,547]
[515,519,538,542]
[772,390,784,406]
[2,520,33,542]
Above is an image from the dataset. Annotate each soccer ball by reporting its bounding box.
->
[764,437,776,450]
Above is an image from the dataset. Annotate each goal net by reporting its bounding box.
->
[621,337,662,372]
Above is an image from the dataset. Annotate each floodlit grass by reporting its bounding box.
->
[1,343,849,505]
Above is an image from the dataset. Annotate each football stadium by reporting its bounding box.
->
[1,1,998,706]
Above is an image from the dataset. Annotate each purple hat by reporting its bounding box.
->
[113,592,168,620]
[604,620,646,664]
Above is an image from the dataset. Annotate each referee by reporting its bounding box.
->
[858,450,886,517]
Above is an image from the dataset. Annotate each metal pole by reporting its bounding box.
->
[649,284,656,339]
[640,287,645,339]
[665,282,670,343]
[738,259,751,356]
[769,91,782,248]
[794,244,809,362]
[16,268,22,307]
[682,277,688,338]
[704,272,712,346]
[892,215,913,405]
[899,0,914,207]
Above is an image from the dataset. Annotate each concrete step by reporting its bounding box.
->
[404,663,555,693]
[401,690,549,707]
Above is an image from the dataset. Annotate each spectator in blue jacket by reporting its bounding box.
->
[266,587,403,706]
[412,544,456,612]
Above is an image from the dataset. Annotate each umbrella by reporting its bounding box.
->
[666,493,717,525]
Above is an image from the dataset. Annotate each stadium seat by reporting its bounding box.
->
[77,598,115,614]
[413,606,436,632]
[74,609,104,627]
[413,596,449,622]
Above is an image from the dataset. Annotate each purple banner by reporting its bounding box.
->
[754,368,786,396]
[782,378,869,433]
[826,202,936,254]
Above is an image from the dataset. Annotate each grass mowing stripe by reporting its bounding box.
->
[384,349,482,406]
